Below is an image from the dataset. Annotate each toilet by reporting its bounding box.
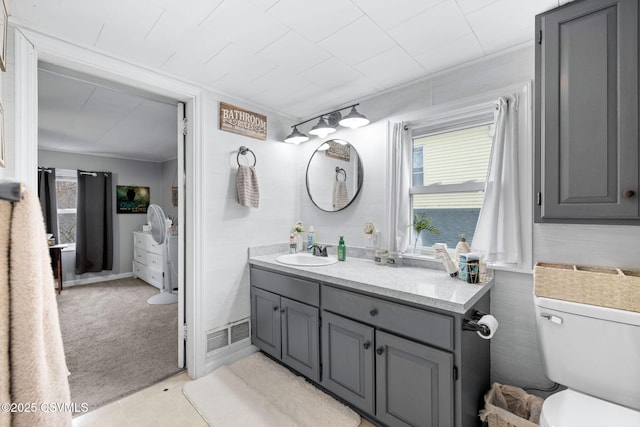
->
[534,295,640,427]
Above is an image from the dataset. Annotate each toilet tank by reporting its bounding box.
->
[534,296,640,411]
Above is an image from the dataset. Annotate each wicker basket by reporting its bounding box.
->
[534,262,640,312]
[479,383,542,427]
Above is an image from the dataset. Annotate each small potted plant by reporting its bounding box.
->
[410,213,440,252]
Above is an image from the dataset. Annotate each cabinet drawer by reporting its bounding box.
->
[133,260,147,278]
[133,233,147,248]
[251,268,319,306]
[134,247,148,265]
[146,267,164,289]
[133,261,162,290]
[147,252,164,270]
[322,285,454,351]
[133,232,164,255]
[147,238,164,255]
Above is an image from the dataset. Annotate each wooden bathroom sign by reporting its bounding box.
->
[219,102,267,140]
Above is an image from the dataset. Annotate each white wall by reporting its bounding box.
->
[199,93,298,355]
[38,149,165,284]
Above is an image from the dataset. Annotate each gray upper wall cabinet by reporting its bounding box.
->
[535,0,640,223]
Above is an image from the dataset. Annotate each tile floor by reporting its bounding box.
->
[72,371,376,427]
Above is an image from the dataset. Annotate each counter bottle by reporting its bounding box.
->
[337,236,346,261]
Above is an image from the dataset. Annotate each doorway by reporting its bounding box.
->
[15,27,203,380]
[36,62,186,410]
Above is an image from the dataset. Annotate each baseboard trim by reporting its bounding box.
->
[62,272,135,288]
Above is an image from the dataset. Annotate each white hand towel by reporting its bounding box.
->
[237,165,259,208]
[4,190,71,427]
[333,180,349,210]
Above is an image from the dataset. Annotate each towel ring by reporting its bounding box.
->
[237,146,257,167]
[335,167,347,182]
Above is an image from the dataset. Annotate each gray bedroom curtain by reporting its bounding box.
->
[76,170,113,274]
[38,167,58,244]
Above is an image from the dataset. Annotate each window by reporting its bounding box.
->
[412,146,424,186]
[55,169,77,245]
[410,123,493,252]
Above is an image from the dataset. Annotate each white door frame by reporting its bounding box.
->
[14,27,206,379]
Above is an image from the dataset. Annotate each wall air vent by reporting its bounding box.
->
[206,328,229,354]
[206,318,251,356]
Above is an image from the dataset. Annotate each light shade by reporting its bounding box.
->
[308,117,336,138]
[338,106,369,129]
[284,126,309,144]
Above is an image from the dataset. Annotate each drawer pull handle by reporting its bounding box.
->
[369,308,378,317]
[363,341,371,350]
[623,189,636,198]
[280,308,285,313]
[273,306,279,312]
[376,346,385,355]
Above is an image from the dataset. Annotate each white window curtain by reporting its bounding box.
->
[472,95,522,265]
[388,122,412,253]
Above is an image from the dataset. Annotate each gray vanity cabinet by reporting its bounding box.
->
[249,266,489,427]
[250,268,320,382]
[321,311,375,414]
[376,331,453,427]
[322,285,455,427]
[535,0,640,222]
[281,297,319,381]
[251,287,282,358]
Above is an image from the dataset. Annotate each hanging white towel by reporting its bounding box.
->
[237,165,260,208]
[333,180,349,210]
[1,190,71,427]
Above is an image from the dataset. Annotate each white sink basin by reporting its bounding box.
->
[276,253,338,267]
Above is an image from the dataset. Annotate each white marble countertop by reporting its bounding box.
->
[249,253,493,314]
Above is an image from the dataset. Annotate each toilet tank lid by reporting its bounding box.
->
[534,296,640,326]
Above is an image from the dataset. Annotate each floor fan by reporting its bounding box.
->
[146,204,178,305]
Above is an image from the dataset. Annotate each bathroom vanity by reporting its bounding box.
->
[249,253,492,427]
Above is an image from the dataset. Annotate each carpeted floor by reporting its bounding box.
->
[56,278,182,413]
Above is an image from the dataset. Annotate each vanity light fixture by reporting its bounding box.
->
[339,106,370,129]
[283,103,368,143]
[284,126,310,144]
[308,117,336,138]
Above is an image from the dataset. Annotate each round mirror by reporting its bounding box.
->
[306,140,364,212]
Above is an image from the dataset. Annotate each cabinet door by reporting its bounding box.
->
[321,311,375,414]
[251,287,281,359]
[536,0,639,220]
[281,297,319,382]
[376,331,453,427]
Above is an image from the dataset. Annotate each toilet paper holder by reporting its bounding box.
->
[462,310,491,337]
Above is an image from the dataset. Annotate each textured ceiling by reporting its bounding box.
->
[12,0,567,119]
[13,0,566,118]
[38,67,178,162]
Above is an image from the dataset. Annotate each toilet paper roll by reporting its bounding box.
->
[477,314,499,340]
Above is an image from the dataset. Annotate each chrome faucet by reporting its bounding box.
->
[309,244,330,257]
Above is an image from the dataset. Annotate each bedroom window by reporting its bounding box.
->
[55,169,77,245]
[410,123,493,252]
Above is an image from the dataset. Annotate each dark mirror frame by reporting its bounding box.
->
[305,140,364,212]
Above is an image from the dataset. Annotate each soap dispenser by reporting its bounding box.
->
[337,236,346,261]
